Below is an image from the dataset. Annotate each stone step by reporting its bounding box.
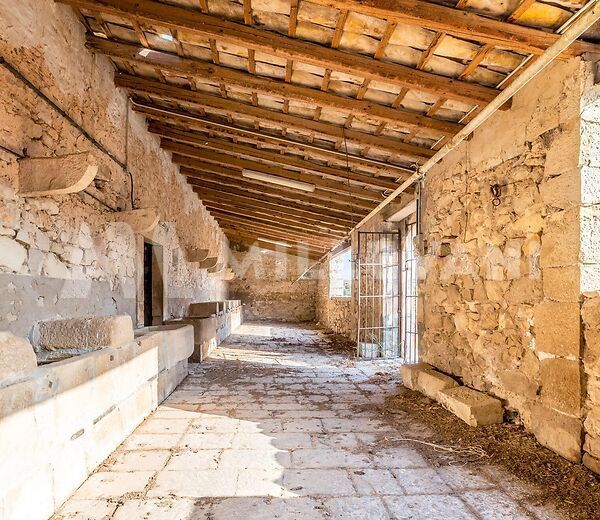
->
[438,386,504,426]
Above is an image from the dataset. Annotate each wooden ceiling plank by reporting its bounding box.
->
[60,0,504,106]
[86,37,462,136]
[219,223,334,249]
[301,0,595,56]
[116,73,436,159]
[149,122,403,188]
[225,231,325,258]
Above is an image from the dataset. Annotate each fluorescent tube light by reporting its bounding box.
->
[159,33,174,41]
[242,169,315,192]
[258,237,291,247]
[138,48,153,57]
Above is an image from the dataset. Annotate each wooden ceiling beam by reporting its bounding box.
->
[306,0,596,57]
[221,224,333,250]
[213,216,338,248]
[115,73,435,160]
[134,101,415,176]
[204,203,347,238]
[162,140,385,202]
[226,233,324,259]
[196,190,354,229]
[59,0,502,107]
[86,36,462,137]
[150,122,402,189]
[181,165,374,213]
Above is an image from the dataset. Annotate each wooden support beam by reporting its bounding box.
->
[162,140,384,201]
[198,191,353,230]
[182,165,374,213]
[206,206,345,240]
[203,201,348,236]
[115,74,435,160]
[151,122,402,189]
[134,102,415,176]
[190,183,361,223]
[306,0,596,57]
[59,0,504,107]
[86,37,462,138]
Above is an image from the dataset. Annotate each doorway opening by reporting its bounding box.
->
[143,241,164,327]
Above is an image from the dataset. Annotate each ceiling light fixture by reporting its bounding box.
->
[258,237,291,247]
[138,48,153,57]
[242,169,315,193]
[159,33,174,41]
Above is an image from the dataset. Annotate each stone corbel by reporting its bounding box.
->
[199,257,219,270]
[110,207,160,234]
[18,152,98,197]
[186,247,210,263]
[207,262,225,274]
[222,267,236,281]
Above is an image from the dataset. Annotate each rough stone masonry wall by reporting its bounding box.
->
[229,245,317,322]
[0,0,228,337]
[419,57,597,465]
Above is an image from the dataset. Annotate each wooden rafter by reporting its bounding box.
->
[225,231,325,258]
[180,161,376,211]
[115,73,437,160]
[164,141,385,202]
[187,175,366,219]
[59,0,504,107]
[86,37,462,138]
[194,187,355,228]
[149,122,403,189]
[221,224,333,250]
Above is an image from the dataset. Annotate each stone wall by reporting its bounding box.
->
[229,245,317,322]
[583,293,600,473]
[0,0,228,337]
[316,253,356,339]
[419,57,593,463]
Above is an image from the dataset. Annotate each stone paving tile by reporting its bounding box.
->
[53,322,567,520]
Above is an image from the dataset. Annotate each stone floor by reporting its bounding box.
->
[53,322,564,520]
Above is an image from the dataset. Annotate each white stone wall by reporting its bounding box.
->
[0,0,228,337]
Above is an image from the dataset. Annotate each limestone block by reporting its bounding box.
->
[539,168,579,209]
[189,301,221,317]
[498,370,538,400]
[0,236,27,272]
[438,387,503,426]
[540,358,581,416]
[584,434,600,459]
[531,403,582,462]
[208,262,225,274]
[400,363,432,390]
[542,266,580,302]
[18,152,98,197]
[417,367,459,400]
[42,252,70,278]
[0,332,37,381]
[110,208,160,234]
[581,166,600,206]
[540,208,580,268]
[580,206,600,264]
[583,453,600,474]
[534,301,580,357]
[33,315,134,352]
[186,247,209,263]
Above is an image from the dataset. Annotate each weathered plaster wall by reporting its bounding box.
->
[419,57,594,463]
[0,0,228,337]
[229,245,317,322]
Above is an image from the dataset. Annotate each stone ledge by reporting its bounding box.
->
[438,386,504,426]
[401,363,459,400]
[400,363,433,390]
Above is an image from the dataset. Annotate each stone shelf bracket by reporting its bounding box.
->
[199,257,219,270]
[207,262,225,274]
[18,152,98,197]
[222,268,236,281]
[186,247,210,263]
[110,207,160,234]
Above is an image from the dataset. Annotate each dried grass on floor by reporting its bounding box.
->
[380,387,600,520]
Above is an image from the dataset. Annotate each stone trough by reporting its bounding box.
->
[0,315,193,520]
